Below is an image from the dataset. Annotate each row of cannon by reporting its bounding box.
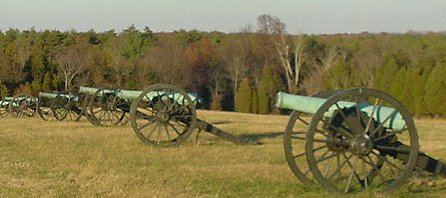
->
[1,84,444,194]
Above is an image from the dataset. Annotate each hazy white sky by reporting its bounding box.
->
[1,0,445,34]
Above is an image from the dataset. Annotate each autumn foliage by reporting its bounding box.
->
[1,18,446,116]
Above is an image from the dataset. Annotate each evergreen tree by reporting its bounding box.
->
[374,59,399,92]
[251,88,258,113]
[257,82,268,114]
[257,65,284,114]
[414,65,433,115]
[425,63,446,116]
[389,68,407,105]
[0,81,8,97]
[235,79,251,113]
[42,72,52,91]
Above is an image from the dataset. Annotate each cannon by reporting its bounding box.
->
[78,86,134,126]
[37,92,86,121]
[0,96,13,117]
[129,84,258,146]
[7,95,37,118]
[275,88,445,193]
[79,84,257,146]
[78,85,203,127]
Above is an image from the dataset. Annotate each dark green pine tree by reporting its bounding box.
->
[41,72,52,91]
[404,64,432,115]
[257,65,285,114]
[235,79,251,113]
[389,68,407,106]
[257,65,274,114]
[424,63,446,116]
[0,81,8,97]
[250,88,258,113]
[374,59,399,93]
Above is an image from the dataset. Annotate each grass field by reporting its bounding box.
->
[1,110,445,197]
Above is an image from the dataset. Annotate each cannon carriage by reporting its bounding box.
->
[0,95,38,118]
[0,96,13,117]
[37,91,86,121]
[78,84,258,146]
[78,86,134,126]
[275,88,445,193]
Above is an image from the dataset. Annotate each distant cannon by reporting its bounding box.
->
[275,88,445,194]
[0,96,13,117]
[79,84,258,146]
[6,95,37,118]
[79,86,134,126]
[37,92,86,121]
[78,85,203,127]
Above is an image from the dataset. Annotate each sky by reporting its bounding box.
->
[1,0,445,35]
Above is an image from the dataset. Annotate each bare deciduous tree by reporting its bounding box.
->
[257,14,305,93]
[52,36,89,90]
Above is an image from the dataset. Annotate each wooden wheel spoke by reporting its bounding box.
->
[364,98,380,135]
[315,150,341,164]
[372,151,403,172]
[320,115,352,138]
[294,145,327,159]
[344,155,361,193]
[370,110,398,137]
[373,127,408,143]
[164,124,172,142]
[363,155,386,184]
[290,132,306,140]
[167,122,183,135]
[327,153,352,182]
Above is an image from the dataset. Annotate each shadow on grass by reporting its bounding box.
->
[239,131,283,142]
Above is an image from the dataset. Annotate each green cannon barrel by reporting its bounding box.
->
[79,86,203,105]
[1,96,14,101]
[78,86,107,95]
[39,92,79,102]
[79,86,144,100]
[39,92,59,98]
[0,97,14,106]
[275,91,405,130]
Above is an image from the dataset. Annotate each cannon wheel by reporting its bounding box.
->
[9,95,37,118]
[37,96,55,120]
[88,88,127,126]
[0,99,8,117]
[130,84,197,147]
[52,93,84,121]
[284,90,347,185]
[305,88,419,193]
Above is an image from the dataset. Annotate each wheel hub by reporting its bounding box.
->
[157,112,170,123]
[350,135,374,155]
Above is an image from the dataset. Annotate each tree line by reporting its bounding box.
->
[1,15,446,116]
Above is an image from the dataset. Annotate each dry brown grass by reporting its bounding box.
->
[0,110,445,197]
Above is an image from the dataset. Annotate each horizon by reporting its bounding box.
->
[1,0,446,35]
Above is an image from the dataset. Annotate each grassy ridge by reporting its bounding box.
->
[1,110,445,197]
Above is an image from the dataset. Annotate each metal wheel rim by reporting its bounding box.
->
[88,88,127,126]
[37,97,54,121]
[284,111,315,186]
[0,100,9,117]
[130,84,197,147]
[52,95,69,121]
[305,88,419,193]
[284,91,343,186]
[55,93,83,121]
[9,95,37,118]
